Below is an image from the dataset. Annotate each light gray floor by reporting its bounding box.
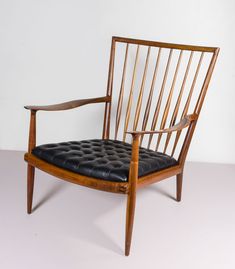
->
[0,150,235,269]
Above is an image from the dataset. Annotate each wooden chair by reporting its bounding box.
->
[24,36,219,255]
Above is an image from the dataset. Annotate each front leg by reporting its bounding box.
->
[27,110,36,214]
[125,134,139,256]
[27,165,35,214]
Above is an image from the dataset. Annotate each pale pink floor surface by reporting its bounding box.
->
[0,150,235,269]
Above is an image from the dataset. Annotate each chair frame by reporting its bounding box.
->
[24,36,219,256]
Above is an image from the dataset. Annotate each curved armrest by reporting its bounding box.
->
[126,114,198,136]
[24,96,111,111]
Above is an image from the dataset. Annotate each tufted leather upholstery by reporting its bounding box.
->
[32,139,177,182]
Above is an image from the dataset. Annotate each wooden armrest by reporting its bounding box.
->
[126,114,198,136]
[24,96,111,111]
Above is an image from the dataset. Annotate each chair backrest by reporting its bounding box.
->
[102,36,219,163]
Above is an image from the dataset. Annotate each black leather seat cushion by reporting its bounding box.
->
[32,139,177,183]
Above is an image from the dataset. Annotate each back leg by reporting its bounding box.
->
[27,164,35,214]
[176,173,183,202]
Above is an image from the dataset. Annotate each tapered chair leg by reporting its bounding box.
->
[176,173,183,202]
[125,190,136,256]
[27,164,35,214]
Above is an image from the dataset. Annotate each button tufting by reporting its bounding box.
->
[32,139,178,182]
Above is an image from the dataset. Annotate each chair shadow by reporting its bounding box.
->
[143,184,176,201]
[67,190,124,255]
[33,183,67,212]
[77,184,176,254]
[32,181,124,254]
[81,219,124,255]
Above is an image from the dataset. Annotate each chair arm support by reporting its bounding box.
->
[126,114,198,136]
[24,96,111,112]
[25,96,110,153]
[128,134,140,187]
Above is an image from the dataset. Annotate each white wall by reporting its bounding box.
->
[0,0,234,164]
